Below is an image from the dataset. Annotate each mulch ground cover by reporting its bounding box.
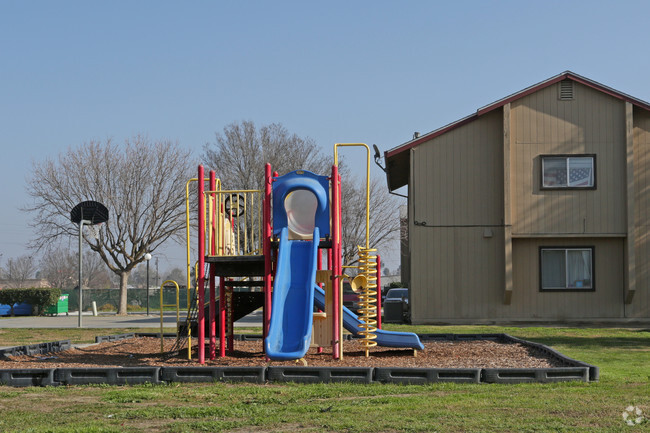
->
[0,337,564,369]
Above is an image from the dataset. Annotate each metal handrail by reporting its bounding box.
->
[159,280,180,354]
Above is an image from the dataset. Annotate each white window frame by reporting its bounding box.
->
[541,155,596,189]
[540,247,594,291]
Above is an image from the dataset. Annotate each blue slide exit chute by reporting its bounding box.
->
[313,285,424,350]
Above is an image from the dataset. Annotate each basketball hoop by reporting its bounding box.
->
[70,201,109,225]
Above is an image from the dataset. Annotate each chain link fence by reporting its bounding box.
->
[64,286,195,313]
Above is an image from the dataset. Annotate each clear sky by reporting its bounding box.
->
[2,0,650,274]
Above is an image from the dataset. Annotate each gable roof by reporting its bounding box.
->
[385,71,650,191]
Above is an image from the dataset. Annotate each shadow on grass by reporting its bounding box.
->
[518,335,650,350]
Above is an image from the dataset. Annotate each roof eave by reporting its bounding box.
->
[384,71,650,191]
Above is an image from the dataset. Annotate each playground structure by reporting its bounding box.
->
[179,143,423,364]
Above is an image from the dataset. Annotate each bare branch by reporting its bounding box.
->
[23,136,195,314]
[203,120,399,269]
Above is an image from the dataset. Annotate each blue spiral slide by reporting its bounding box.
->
[313,286,424,350]
[264,224,424,360]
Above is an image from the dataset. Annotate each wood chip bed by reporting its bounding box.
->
[0,336,565,369]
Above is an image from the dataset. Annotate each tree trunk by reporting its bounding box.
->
[118,271,130,315]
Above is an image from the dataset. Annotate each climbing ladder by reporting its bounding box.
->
[167,286,199,359]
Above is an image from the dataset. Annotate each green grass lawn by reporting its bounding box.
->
[0,325,648,432]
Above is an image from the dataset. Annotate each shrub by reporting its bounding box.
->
[0,289,24,315]
[0,288,62,316]
[98,303,116,312]
[389,281,403,288]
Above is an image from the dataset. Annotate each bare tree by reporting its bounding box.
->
[40,247,112,289]
[203,121,332,254]
[203,120,400,267]
[40,248,75,289]
[204,120,331,190]
[129,264,161,288]
[340,177,400,268]
[23,136,195,314]
[1,255,38,288]
[81,250,113,289]
[163,267,186,285]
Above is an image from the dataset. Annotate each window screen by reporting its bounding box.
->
[541,248,593,290]
[542,155,594,189]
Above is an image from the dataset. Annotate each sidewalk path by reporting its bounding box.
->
[0,310,263,329]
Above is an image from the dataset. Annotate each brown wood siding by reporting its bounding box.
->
[511,238,624,319]
[631,107,650,317]
[410,226,505,322]
[510,83,627,236]
[411,233,624,321]
[411,110,504,226]
[409,110,505,322]
[407,79,649,322]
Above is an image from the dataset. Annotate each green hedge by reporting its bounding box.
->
[0,288,62,316]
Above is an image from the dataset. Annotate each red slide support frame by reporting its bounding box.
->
[197,165,206,364]
[263,163,273,345]
[376,254,382,330]
[331,164,341,359]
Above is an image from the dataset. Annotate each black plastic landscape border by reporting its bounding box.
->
[0,333,598,387]
[0,340,71,359]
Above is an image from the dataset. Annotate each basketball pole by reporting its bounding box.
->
[70,200,109,328]
[78,219,85,328]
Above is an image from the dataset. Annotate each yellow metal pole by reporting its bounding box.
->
[208,192,214,255]
[160,284,164,353]
[176,282,180,338]
[184,179,196,359]
[185,177,215,360]
[185,179,196,308]
[160,280,180,354]
[334,143,376,356]
[333,143,371,248]
[243,193,247,253]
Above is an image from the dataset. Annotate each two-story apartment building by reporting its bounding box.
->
[385,71,650,323]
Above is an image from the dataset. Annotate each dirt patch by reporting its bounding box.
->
[0,337,565,369]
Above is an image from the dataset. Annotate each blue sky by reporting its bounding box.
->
[2,0,650,273]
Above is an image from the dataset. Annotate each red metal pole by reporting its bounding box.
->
[327,245,332,270]
[326,229,333,356]
[209,264,216,359]
[376,254,382,330]
[197,165,205,364]
[317,248,323,282]
[316,248,323,353]
[228,283,234,352]
[209,171,217,360]
[331,165,340,359]
[263,163,273,344]
[212,169,225,359]
[219,276,226,357]
[337,170,344,355]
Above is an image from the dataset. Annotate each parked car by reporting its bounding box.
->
[384,288,408,304]
[342,282,360,314]
[383,288,409,323]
